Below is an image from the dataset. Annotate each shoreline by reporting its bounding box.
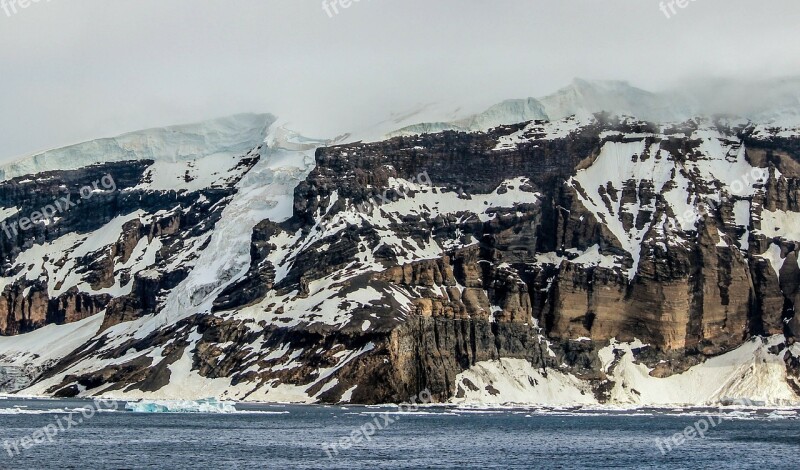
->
[2,394,799,412]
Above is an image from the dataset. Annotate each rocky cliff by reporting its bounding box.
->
[1,110,799,406]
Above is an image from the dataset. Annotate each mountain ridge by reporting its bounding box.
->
[1,86,800,405]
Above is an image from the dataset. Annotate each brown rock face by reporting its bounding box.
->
[0,284,49,335]
[267,118,797,393]
[168,117,797,401]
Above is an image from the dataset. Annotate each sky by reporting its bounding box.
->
[1,0,799,162]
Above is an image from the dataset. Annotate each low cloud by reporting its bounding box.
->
[1,0,799,161]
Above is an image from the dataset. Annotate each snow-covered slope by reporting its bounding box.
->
[146,124,322,328]
[452,336,800,407]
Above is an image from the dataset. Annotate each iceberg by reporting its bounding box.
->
[124,398,236,413]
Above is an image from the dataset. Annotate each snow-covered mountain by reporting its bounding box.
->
[1,79,800,406]
[537,78,685,122]
[389,77,800,138]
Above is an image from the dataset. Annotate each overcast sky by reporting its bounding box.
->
[1,0,799,161]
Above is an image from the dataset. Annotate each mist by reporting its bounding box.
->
[1,0,799,161]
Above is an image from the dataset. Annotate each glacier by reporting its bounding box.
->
[0,113,275,181]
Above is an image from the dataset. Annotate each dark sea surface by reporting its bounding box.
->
[0,398,798,469]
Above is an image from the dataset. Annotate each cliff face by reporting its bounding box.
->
[0,156,260,337]
[2,115,800,405]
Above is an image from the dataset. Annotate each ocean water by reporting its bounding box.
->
[0,398,798,469]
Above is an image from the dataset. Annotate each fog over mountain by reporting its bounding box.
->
[1,0,799,161]
[388,77,800,138]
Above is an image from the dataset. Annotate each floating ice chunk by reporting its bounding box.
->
[124,398,236,413]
